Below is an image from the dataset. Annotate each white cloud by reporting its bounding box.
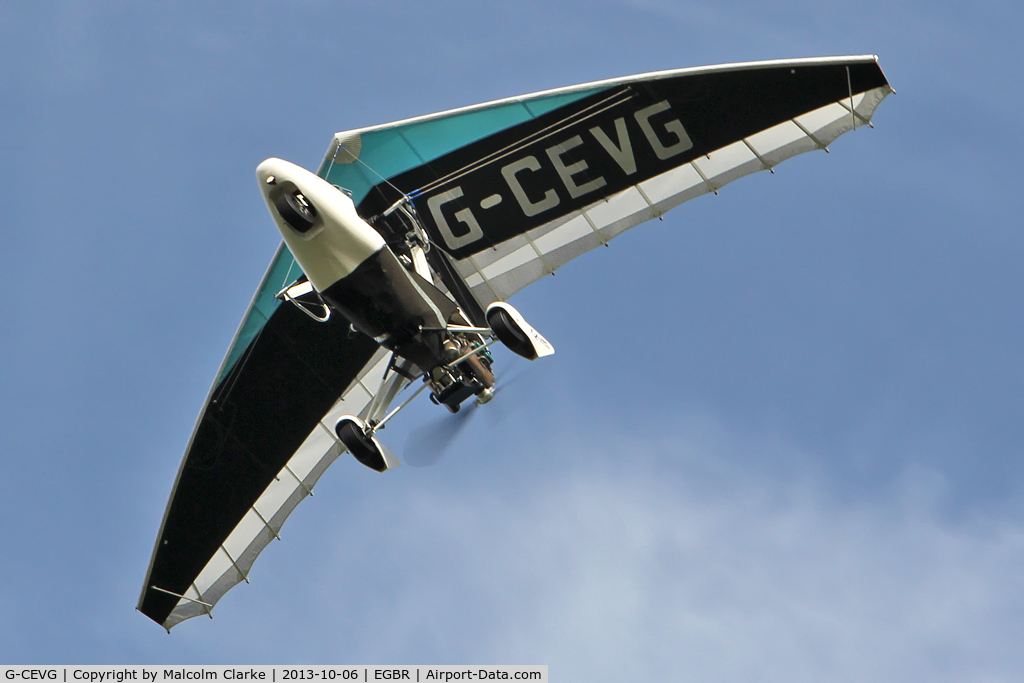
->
[282,418,1024,680]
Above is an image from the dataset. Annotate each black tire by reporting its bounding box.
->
[274,191,317,233]
[487,308,537,360]
[336,420,387,472]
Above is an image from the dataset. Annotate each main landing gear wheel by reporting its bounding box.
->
[274,191,317,233]
[486,307,536,360]
[336,418,389,472]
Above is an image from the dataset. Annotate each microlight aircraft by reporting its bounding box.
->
[139,56,892,630]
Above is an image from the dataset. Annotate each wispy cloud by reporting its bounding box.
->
[221,416,1024,679]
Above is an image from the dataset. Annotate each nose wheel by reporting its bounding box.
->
[274,191,318,233]
[335,416,400,472]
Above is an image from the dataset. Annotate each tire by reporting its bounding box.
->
[487,307,537,360]
[274,191,317,233]
[336,420,387,472]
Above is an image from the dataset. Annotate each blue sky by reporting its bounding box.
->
[2,0,1023,677]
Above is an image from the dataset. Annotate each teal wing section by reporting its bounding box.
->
[216,86,605,385]
[215,243,301,386]
[317,88,605,206]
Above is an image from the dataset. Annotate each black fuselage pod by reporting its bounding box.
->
[256,158,464,373]
[319,246,461,370]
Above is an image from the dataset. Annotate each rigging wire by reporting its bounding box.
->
[412,87,635,197]
[211,314,268,409]
[341,87,635,215]
[846,66,856,130]
[345,144,409,199]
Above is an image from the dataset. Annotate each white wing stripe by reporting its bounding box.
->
[221,509,266,568]
[579,207,608,246]
[462,250,501,299]
[523,232,555,276]
[639,163,707,205]
[481,244,537,281]
[689,160,717,194]
[796,101,852,138]
[534,215,594,254]
[693,141,760,186]
[741,138,773,171]
[585,187,652,234]
[283,464,312,495]
[253,469,299,526]
[747,120,807,157]
[790,117,829,151]
[221,544,249,583]
[251,505,280,540]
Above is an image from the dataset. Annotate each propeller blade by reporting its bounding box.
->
[403,406,477,467]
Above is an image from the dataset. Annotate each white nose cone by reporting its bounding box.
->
[256,158,386,292]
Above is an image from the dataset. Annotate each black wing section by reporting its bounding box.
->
[138,272,379,629]
[359,59,889,256]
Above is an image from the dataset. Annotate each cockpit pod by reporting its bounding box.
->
[256,157,386,294]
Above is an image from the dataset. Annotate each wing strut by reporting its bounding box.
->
[372,380,429,433]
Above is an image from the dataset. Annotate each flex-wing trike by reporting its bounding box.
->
[139,56,892,631]
[264,157,555,472]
